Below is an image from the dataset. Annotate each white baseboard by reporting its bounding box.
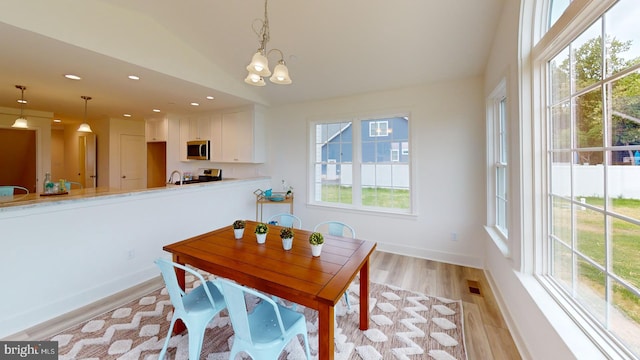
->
[376,242,484,269]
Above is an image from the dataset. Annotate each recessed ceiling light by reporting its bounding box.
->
[190,102,200,106]
[206,96,215,100]
[153,109,161,112]
[64,74,81,80]
[123,114,132,117]
[128,75,140,80]
[53,119,61,123]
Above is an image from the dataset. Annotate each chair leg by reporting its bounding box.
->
[302,333,312,360]
[158,317,177,360]
[187,322,208,360]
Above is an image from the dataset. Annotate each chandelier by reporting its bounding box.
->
[244,0,292,86]
[12,85,28,129]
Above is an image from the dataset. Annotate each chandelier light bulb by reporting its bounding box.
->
[243,0,292,86]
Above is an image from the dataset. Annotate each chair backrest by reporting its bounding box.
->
[155,258,219,314]
[267,213,302,229]
[0,186,29,197]
[218,278,286,345]
[313,221,356,239]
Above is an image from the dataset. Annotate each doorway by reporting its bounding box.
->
[147,142,167,188]
[0,128,36,192]
[78,133,97,188]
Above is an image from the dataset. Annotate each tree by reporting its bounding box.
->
[552,35,640,164]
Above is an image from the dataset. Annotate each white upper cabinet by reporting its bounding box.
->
[220,106,265,163]
[145,117,168,142]
[180,115,211,141]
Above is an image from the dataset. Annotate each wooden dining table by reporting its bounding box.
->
[162,220,376,360]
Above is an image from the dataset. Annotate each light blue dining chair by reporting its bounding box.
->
[155,258,227,360]
[0,186,29,196]
[218,278,311,360]
[313,221,356,310]
[267,213,302,229]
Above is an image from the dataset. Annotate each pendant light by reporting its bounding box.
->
[244,0,292,86]
[78,96,93,133]
[12,85,28,128]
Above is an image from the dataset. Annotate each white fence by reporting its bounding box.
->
[327,164,409,188]
[552,164,640,199]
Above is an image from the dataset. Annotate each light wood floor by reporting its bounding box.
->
[11,250,521,360]
[369,251,521,360]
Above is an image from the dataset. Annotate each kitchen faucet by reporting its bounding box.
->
[168,170,182,185]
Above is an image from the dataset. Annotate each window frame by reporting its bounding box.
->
[486,78,510,255]
[308,112,414,215]
[531,0,640,358]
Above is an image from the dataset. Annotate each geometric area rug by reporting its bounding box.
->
[50,271,467,360]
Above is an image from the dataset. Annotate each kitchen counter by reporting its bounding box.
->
[0,177,263,211]
[1,176,271,339]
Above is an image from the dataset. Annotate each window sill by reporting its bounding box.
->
[533,275,635,359]
[484,225,510,258]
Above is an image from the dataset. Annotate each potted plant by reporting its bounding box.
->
[280,227,295,250]
[232,220,246,239]
[309,232,324,256]
[254,222,269,244]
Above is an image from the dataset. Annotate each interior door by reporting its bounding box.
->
[120,134,146,190]
[78,134,97,188]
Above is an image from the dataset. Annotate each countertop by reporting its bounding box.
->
[0,177,266,211]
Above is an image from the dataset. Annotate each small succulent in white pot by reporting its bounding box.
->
[254,222,269,244]
[233,220,246,239]
[309,232,324,256]
[280,227,294,250]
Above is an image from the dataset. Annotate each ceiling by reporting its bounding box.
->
[0,0,505,125]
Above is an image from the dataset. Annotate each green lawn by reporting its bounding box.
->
[552,197,640,324]
[320,184,410,209]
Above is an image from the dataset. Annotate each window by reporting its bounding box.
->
[540,0,640,356]
[549,0,572,28]
[487,79,509,246]
[311,114,411,213]
[369,120,389,137]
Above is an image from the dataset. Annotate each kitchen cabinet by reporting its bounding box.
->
[180,115,211,141]
[145,117,167,142]
[221,106,265,163]
[179,115,212,161]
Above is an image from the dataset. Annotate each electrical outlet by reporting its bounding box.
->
[127,249,135,260]
[450,232,458,241]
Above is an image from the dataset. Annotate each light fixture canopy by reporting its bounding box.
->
[12,85,28,129]
[245,0,292,86]
[78,96,93,133]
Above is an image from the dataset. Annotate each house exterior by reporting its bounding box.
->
[318,117,409,186]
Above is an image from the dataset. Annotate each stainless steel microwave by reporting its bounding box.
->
[186,140,210,160]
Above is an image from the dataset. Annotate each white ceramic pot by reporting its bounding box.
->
[282,237,293,250]
[234,228,244,239]
[256,233,267,244]
[311,243,323,257]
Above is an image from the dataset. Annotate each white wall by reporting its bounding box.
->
[0,178,269,338]
[265,77,487,268]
